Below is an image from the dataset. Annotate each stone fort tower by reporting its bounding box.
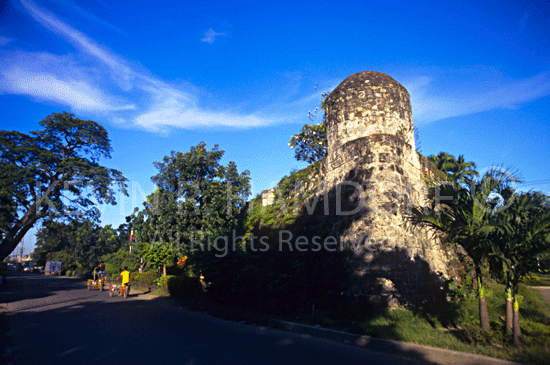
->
[322,71,450,306]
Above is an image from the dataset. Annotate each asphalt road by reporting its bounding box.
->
[1,272,431,365]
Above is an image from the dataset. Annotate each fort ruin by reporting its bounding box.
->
[322,71,450,306]
[261,71,454,307]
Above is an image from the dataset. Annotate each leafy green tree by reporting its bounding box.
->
[0,169,17,236]
[101,249,140,277]
[0,112,128,260]
[141,243,177,276]
[288,121,327,163]
[33,219,125,275]
[130,142,250,273]
[32,220,71,265]
[288,90,333,164]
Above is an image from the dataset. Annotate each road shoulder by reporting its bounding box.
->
[270,320,527,365]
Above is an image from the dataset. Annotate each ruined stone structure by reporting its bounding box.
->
[261,189,275,207]
[322,71,450,307]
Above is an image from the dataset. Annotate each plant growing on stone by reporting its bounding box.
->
[288,122,327,164]
[289,89,330,164]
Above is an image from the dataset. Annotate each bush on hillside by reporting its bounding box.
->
[130,271,158,288]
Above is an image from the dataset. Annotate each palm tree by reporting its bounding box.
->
[484,191,550,346]
[428,152,478,185]
[409,157,514,332]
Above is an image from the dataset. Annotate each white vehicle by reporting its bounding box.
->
[45,261,62,275]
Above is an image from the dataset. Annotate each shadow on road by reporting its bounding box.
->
[0,272,441,365]
[1,272,86,304]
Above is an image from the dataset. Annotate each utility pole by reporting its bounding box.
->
[19,237,24,263]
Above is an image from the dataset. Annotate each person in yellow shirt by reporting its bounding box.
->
[116,267,130,288]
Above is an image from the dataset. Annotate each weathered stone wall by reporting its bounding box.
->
[262,189,275,206]
[326,71,415,171]
[321,71,450,307]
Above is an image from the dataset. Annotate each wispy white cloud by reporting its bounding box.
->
[63,0,127,36]
[201,29,225,44]
[0,65,134,111]
[2,0,281,132]
[0,49,135,111]
[8,1,548,133]
[21,0,135,90]
[402,68,550,125]
[0,37,13,46]
[135,102,270,132]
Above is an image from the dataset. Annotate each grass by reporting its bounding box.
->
[171,280,550,365]
[306,282,550,365]
[522,272,550,287]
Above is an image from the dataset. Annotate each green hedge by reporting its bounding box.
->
[127,272,203,298]
[130,271,158,288]
[155,275,175,295]
[166,275,204,300]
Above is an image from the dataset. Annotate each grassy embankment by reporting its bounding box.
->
[293,281,550,365]
[168,280,550,365]
[523,272,550,287]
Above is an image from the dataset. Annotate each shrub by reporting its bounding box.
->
[521,320,550,347]
[101,250,140,277]
[155,275,176,295]
[521,275,540,286]
[73,267,86,278]
[167,275,204,300]
[130,271,158,288]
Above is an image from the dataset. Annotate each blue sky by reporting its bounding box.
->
[1,0,549,254]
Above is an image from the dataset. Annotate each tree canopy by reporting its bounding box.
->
[484,190,550,345]
[130,142,250,272]
[32,218,126,275]
[288,121,327,164]
[0,112,128,260]
[428,151,478,185]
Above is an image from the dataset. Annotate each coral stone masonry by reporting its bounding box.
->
[322,71,450,307]
[326,71,415,172]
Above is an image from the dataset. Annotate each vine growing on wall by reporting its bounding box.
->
[414,126,422,153]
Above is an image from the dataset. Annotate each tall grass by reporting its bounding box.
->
[307,282,550,364]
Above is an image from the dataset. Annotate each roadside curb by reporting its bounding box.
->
[0,304,14,365]
[271,320,526,365]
